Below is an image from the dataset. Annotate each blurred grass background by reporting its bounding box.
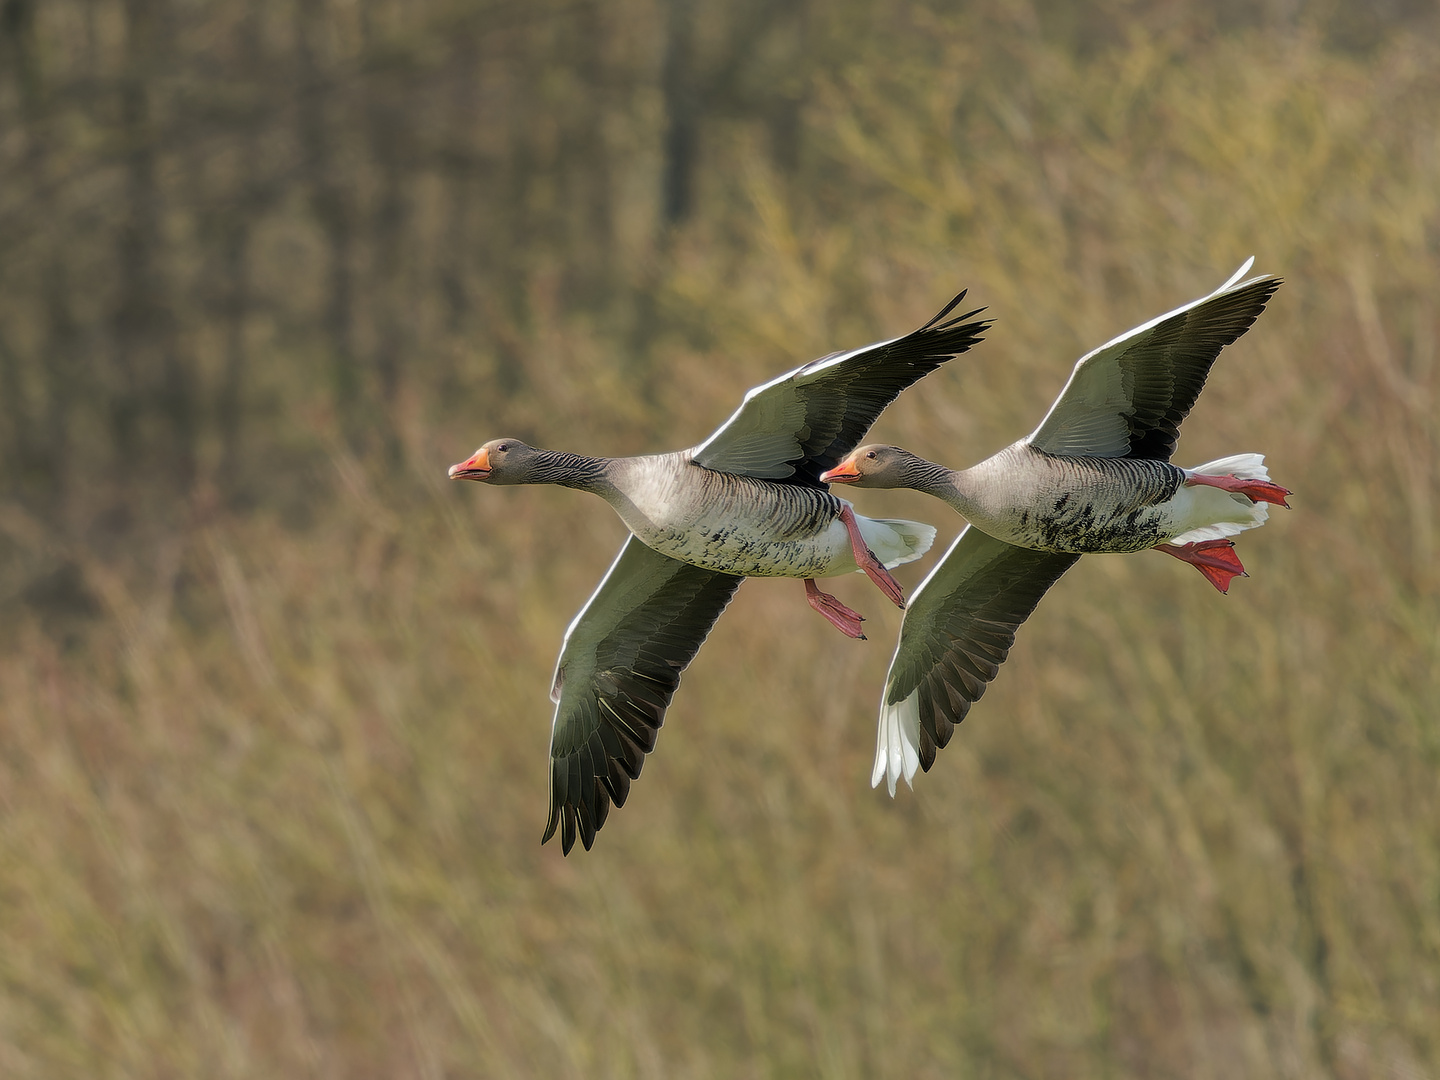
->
[1,0,1438,1076]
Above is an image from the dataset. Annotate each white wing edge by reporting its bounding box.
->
[549,536,636,705]
[794,333,903,380]
[689,334,905,459]
[689,365,802,459]
[1217,255,1257,293]
[906,522,974,600]
[1025,258,1265,446]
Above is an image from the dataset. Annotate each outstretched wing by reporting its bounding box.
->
[1027,260,1282,461]
[544,536,743,854]
[692,294,990,487]
[874,526,1079,796]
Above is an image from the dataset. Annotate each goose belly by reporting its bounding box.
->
[997,498,1177,553]
[616,470,851,577]
[972,456,1185,554]
[644,515,852,577]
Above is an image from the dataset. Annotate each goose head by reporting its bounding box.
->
[448,439,541,485]
[820,444,934,489]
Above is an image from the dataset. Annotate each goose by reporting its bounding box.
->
[818,259,1291,796]
[449,293,989,852]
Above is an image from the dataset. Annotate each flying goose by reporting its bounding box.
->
[450,294,989,851]
[819,259,1290,795]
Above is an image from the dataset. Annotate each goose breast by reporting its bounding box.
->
[606,456,854,577]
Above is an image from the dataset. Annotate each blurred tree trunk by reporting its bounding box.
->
[115,0,194,492]
[372,152,405,461]
[437,33,475,342]
[0,0,44,496]
[492,44,538,403]
[566,0,616,309]
[438,155,473,339]
[661,0,698,228]
[0,331,32,484]
[1,0,39,103]
[179,9,263,503]
[42,262,78,503]
[767,1,809,176]
[364,0,408,466]
[2,0,80,507]
[216,212,252,498]
[297,0,361,449]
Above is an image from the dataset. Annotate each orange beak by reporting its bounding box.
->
[819,458,861,484]
[448,447,492,481]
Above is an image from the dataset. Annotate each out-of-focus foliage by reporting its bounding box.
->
[1,1,1437,1077]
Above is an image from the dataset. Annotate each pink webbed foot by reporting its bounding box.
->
[1155,539,1248,594]
[838,505,906,609]
[1184,472,1292,508]
[805,579,867,639]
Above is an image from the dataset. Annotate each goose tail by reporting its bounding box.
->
[1190,452,1272,481]
[856,516,937,569]
[1170,454,1285,545]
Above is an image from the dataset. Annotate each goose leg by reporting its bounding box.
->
[1155,539,1248,594]
[805,579,867,639]
[838,505,906,608]
[1184,472,1292,508]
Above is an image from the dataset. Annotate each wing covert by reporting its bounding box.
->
[692,294,990,485]
[1028,265,1281,460]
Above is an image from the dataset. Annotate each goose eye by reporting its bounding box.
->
[865,450,877,460]
[497,443,509,452]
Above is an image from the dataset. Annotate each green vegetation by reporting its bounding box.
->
[1,1,1436,1075]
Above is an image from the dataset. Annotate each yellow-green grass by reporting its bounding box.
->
[2,21,1438,1080]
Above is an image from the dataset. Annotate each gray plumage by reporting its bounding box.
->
[451,292,989,851]
[823,260,1287,794]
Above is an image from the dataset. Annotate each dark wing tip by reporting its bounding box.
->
[542,759,617,856]
[561,804,576,854]
[1122,274,1284,461]
[916,290,990,336]
[917,289,969,331]
[542,805,560,846]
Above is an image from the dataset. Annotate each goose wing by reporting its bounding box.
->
[1027,260,1282,461]
[692,294,989,487]
[543,535,742,854]
[874,526,1079,795]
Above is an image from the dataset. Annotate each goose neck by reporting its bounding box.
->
[905,456,964,501]
[527,449,614,492]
